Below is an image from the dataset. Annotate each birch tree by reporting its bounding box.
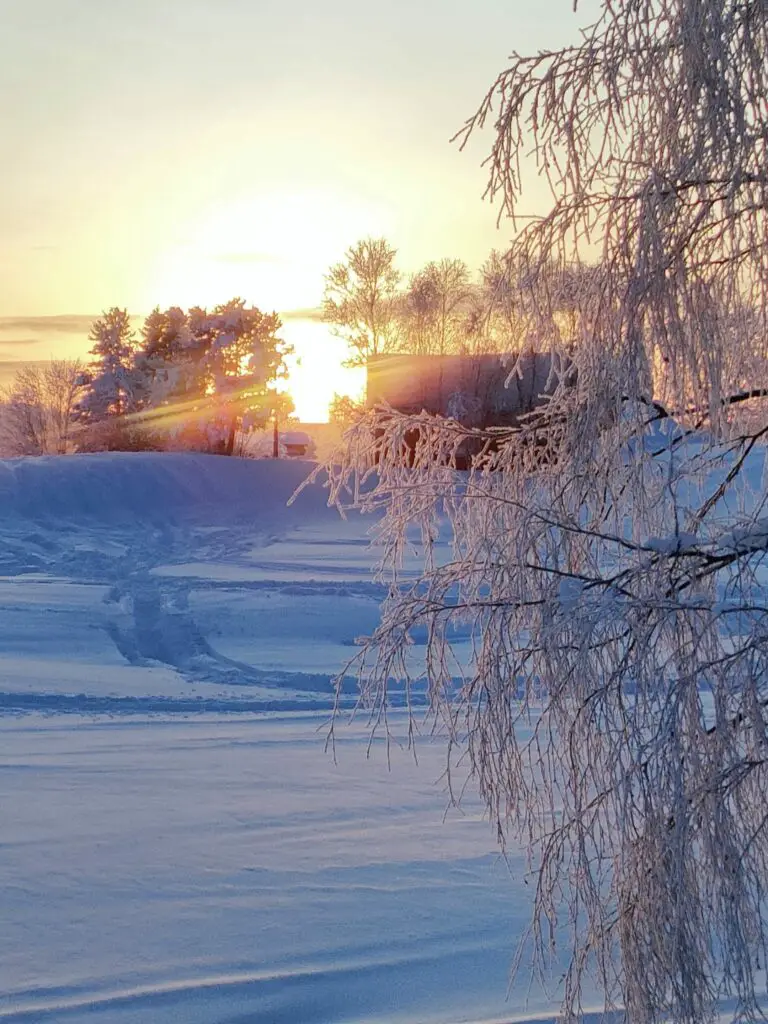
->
[321,2,768,1021]
[323,237,402,366]
[401,258,472,356]
[0,359,83,455]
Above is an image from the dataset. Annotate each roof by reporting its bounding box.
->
[279,431,311,445]
[366,352,570,426]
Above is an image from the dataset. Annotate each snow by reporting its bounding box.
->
[3,446,764,1021]
[280,430,312,445]
[0,452,577,1024]
[718,516,768,554]
[645,531,698,554]
[0,452,330,524]
[556,575,585,607]
[1,714,541,1024]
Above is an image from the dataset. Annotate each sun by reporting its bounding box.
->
[142,187,384,419]
[145,186,392,314]
[279,319,365,423]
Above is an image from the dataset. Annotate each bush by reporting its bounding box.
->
[74,419,166,453]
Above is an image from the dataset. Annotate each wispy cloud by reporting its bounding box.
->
[0,311,325,341]
[281,306,324,322]
[0,315,95,335]
[0,337,45,348]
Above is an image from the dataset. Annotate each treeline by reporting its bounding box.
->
[324,238,768,434]
[1,298,292,457]
[322,237,591,367]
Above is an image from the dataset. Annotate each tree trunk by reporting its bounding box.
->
[225,421,236,456]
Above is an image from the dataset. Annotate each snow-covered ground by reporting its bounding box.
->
[0,453,568,1024]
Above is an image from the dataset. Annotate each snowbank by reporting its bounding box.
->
[0,452,332,524]
[0,452,533,1024]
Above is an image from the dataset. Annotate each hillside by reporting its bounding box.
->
[0,451,331,524]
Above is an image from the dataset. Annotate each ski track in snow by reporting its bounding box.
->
[5,452,749,1023]
[0,454,551,1024]
[0,458,387,713]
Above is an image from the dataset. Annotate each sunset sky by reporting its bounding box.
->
[1,0,594,420]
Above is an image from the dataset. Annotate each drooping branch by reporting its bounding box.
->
[323,3,768,1021]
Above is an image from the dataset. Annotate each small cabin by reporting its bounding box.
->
[366,352,568,425]
[280,430,312,458]
[366,352,572,466]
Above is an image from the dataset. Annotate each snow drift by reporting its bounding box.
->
[0,450,543,1024]
[0,452,333,524]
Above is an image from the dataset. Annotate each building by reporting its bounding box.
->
[366,352,570,428]
[279,430,314,458]
[365,352,574,468]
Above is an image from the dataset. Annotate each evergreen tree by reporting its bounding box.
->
[131,298,290,454]
[74,308,138,422]
[133,306,191,407]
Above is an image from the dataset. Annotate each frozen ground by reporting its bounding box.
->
[0,452,570,1024]
[1,714,532,1024]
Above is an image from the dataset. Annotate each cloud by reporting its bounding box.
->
[0,310,326,342]
[280,306,324,322]
[0,337,45,348]
[0,315,96,335]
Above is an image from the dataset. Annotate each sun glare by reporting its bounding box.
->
[147,187,392,314]
[141,187,383,420]
[280,319,365,423]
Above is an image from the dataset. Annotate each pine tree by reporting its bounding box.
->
[130,299,290,454]
[133,306,192,407]
[189,298,287,454]
[75,308,138,422]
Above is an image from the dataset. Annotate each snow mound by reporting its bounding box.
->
[0,452,332,524]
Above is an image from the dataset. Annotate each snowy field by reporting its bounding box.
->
[0,453,572,1024]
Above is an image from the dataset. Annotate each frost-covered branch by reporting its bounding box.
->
[322,400,768,1022]
[320,3,768,1019]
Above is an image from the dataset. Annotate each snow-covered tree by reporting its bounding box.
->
[141,298,290,455]
[74,301,290,454]
[0,359,83,455]
[321,3,768,1021]
[328,392,365,429]
[133,305,191,405]
[75,308,138,422]
[323,238,402,366]
[400,258,472,356]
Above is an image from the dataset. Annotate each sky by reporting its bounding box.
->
[0,0,595,420]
